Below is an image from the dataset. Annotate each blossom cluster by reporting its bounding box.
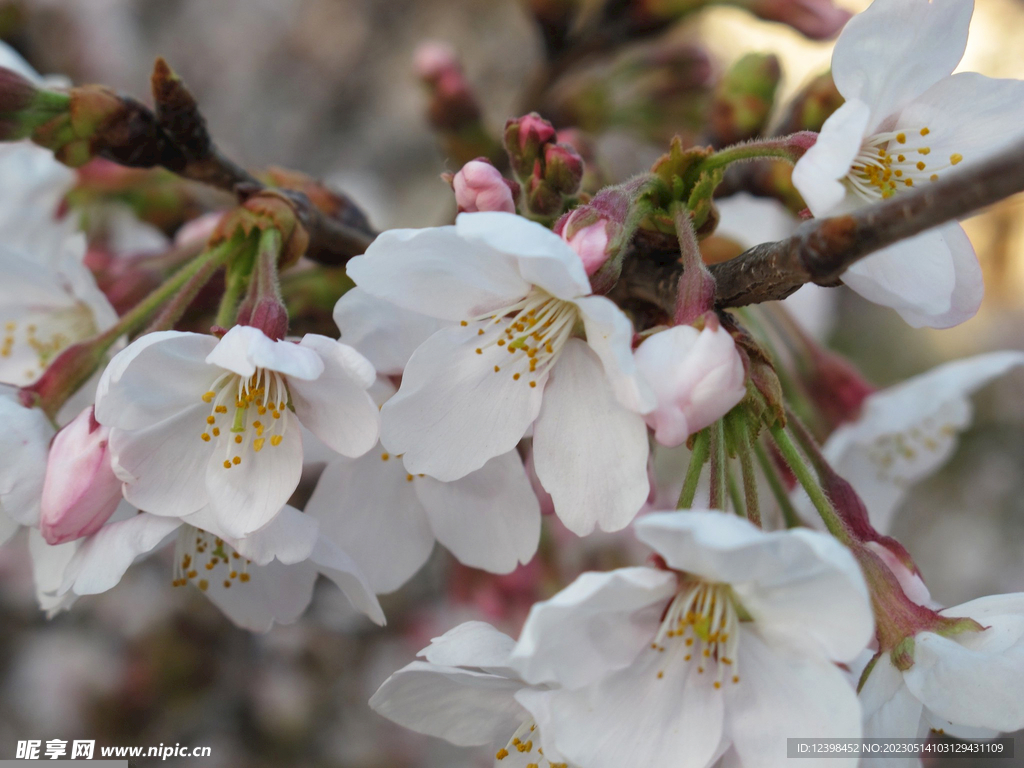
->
[0,0,1023,764]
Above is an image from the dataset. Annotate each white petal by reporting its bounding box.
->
[419,621,518,671]
[305,447,435,594]
[333,287,447,375]
[0,393,53,527]
[636,511,873,662]
[532,340,650,535]
[510,567,677,689]
[369,661,526,747]
[203,411,303,537]
[60,513,181,595]
[111,402,212,518]
[206,325,324,380]
[575,295,655,413]
[347,225,530,321]
[904,595,1024,732]
[290,335,380,457]
[456,212,592,300]
[861,654,926,741]
[202,559,317,632]
[380,325,544,481]
[898,73,1024,175]
[95,331,218,430]
[831,0,972,128]
[28,528,80,614]
[882,224,982,329]
[187,504,319,566]
[792,100,871,216]
[531,649,725,768]
[415,449,540,574]
[715,193,797,248]
[842,224,963,326]
[308,536,386,626]
[726,630,862,768]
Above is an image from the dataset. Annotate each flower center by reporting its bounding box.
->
[462,288,580,389]
[199,368,291,469]
[650,581,741,689]
[0,305,96,385]
[847,127,963,202]
[865,416,958,484]
[171,525,252,592]
[495,718,570,768]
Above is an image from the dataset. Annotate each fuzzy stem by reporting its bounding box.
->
[677,429,711,509]
[728,410,761,526]
[753,439,801,528]
[709,419,728,510]
[145,240,235,333]
[768,422,849,543]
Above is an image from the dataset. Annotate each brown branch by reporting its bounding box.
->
[619,137,1024,313]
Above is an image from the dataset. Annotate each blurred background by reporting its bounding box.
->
[2,0,1024,765]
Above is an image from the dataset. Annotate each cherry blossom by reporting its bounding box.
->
[508,511,873,768]
[95,325,381,537]
[55,504,384,632]
[792,0,1024,328]
[347,211,655,535]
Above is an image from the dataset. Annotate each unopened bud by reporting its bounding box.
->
[504,112,557,180]
[775,71,844,134]
[0,65,70,142]
[742,0,851,40]
[542,142,584,195]
[414,41,482,132]
[634,320,747,447]
[241,297,289,341]
[556,182,636,288]
[39,406,121,545]
[709,53,781,147]
[452,159,517,213]
[566,220,611,275]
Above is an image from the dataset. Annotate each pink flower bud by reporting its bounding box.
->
[504,113,557,179]
[39,406,122,545]
[413,42,459,82]
[634,323,747,447]
[542,142,584,195]
[566,220,610,275]
[452,160,516,213]
[746,0,851,40]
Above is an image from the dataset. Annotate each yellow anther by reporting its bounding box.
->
[477,328,484,336]
[201,433,211,442]
[223,580,231,588]
[896,133,906,143]
[657,671,664,679]
[229,571,238,579]
[931,174,939,182]
[253,438,265,452]
[232,456,241,465]
[475,348,482,355]
[951,153,963,165]
[198,580,208,591]
[205,562,215,571]
[187,570,197,579]
[494,365,500,372]
[905,179,913,187]
[714,681,721,689]
[202,392,216,403]
[918,147,930,155]
[916,161,926,171]
[406,474,414,482]
[234,435,243,444]
[897,154,905,162]
[223,460,232,469]
[381,452,390,461]
[497,339,505,346]
[239,573,250,583]
[215,406,228,414]
[496,750,508,760]
[269,435,282,447]
[212,428,220,436]
[529,381,537,388]
[460,320,468,326]
[206,415,216,425]
[257,405,267,415]
[920,127,930,136]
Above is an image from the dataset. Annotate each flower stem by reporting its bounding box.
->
[727,410,761,527]
[214,240,255,329]
[677,428,711,509]
[23,244,233,419]
[699,132,816,174]
[709,419,728,510]
[753,439,801,528]
[145,240,235,333]
[726,460,745,517]
[768,423,849,543]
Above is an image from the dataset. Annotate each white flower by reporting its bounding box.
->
[54,504,385,632]
[508,511,873,768]
[347,212,655,535]
[0,386,53,544]
[792,0,1024,328]
[815,351,1024,533]
[95,325,381,537]
[321,287,541,591]
[860,594,1024,756]
[633,322,747,447]
[370,621,572,767]
[0,233,117,386]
